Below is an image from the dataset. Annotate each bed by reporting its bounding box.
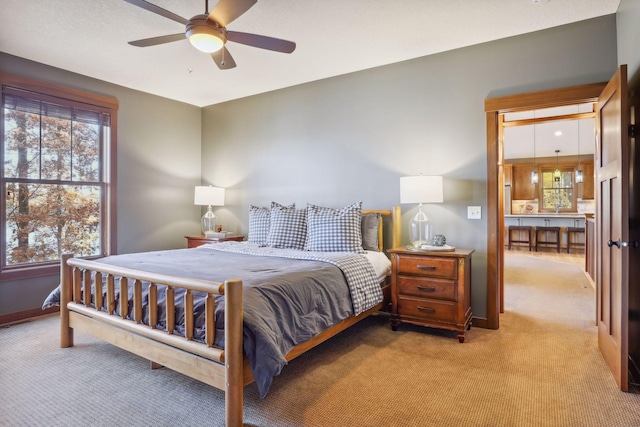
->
[52,204,401,427]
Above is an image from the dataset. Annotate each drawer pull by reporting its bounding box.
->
[416,285,436,292]
[417,306,436,313]
[417,265,436,270]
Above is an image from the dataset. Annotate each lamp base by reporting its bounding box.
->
[409,206,433,248]
[201,206,216,235]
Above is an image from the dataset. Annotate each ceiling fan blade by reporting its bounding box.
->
[227,31,296,54]
[211,47,237,70]
[123,0,188,25]
[208,0,257,27]
[128,33,186,47]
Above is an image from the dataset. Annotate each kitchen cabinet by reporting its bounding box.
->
[504,164,513,187]
[580,160,595,200]
[512,164,536,200]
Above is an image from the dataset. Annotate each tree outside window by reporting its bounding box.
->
[1,77,117,279]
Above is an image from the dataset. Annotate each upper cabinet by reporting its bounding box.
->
[579,160,595,200]
[512,164,536,200]
[504,164,513,187]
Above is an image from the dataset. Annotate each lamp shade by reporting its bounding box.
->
[400,176,443,204]
[194,186,225,206]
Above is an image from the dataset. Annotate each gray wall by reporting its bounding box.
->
[0,53,202,315]
[201,16,619,319]
[617,0,640,86]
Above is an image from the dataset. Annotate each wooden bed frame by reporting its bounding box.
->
[59,206,401,427]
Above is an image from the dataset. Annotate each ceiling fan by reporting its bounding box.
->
[123,0,296,70]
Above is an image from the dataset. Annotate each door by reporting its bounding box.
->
[596,65,629,391]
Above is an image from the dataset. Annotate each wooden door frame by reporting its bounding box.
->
[482,82,607,329]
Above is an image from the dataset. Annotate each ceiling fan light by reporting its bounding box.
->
[189,32,224,52]
[186,16,226,53]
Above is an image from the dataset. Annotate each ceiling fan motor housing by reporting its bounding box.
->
[186,14,227,52]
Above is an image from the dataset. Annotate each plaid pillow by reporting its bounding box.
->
[266,202,307,250]
[248,205,270,245]
[305,202,365,253]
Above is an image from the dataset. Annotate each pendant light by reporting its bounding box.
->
[575,120,584,183]
[554,149,561,182]
[531,123,539,184]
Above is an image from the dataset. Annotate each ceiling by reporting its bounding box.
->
[503,104,596,160]
[0,0,620,108]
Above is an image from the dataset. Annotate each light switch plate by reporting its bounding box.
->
[468,206,481,219]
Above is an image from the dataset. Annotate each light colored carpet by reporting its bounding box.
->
[1,253,639,426]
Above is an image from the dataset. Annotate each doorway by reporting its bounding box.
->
[501,105,596,310]
[483,82,607,330]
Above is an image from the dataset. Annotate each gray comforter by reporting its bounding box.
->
[43,246,367,397]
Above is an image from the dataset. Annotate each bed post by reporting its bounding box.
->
[60,254,74,348]
[392,205,402,249]
[224,278,243,427]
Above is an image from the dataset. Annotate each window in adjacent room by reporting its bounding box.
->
[540,167,575,212]
[1,74,118,280]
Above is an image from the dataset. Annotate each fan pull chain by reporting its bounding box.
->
[221,48,225,66]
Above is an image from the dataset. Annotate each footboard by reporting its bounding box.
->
[59,254,244,427]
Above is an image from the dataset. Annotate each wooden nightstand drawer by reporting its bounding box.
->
[397,276,456,301]
[397,297,456,323]
[397,256,457,279]
[388,247,473,342]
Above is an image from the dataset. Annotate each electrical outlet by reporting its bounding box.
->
[468,206,481,219]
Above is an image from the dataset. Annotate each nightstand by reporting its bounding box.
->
[185,235,245,248]
[387,247,474,343]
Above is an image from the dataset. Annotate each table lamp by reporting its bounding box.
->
[400,175,443,248]
[194,186,225,235]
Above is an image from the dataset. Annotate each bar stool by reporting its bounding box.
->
[508,225,533,251]
[567,227,586,253]
[535,226,560,253]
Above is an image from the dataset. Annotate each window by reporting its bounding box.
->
[1,73,117,280]
[540,167,575,212]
